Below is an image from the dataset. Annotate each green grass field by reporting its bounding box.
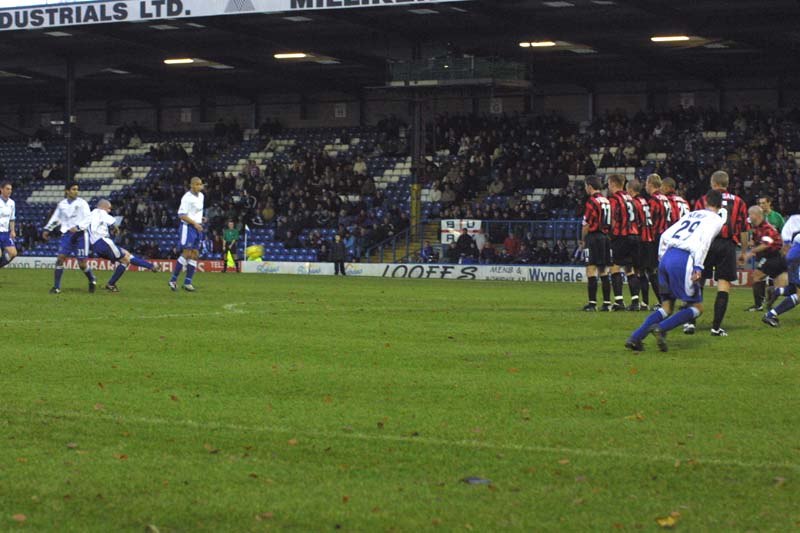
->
[1,268,798,532]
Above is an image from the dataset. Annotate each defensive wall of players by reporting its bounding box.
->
[7,256,757,285]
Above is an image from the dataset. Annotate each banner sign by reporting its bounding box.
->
[440,219,481,244]
[241,260,757,286]
[6,256,228,272]
[8,256,756,286]
[0,0,467,32]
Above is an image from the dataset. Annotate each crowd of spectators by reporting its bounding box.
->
[9,106,800,263]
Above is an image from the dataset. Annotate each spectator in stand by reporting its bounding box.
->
[517,243,534,264]
[445,242,460,263]
[480,242,497,264]
[420,240,437,263]
[554,240,571,264]
[503,231,521,258]
[473,228,487,252]
[455,228,474,257]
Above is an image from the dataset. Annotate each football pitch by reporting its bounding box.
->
[1,269,798,532]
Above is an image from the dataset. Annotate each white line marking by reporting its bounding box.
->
[7,408,798,473]
[222,302,246,313]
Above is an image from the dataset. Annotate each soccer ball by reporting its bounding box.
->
[245,245,264,261]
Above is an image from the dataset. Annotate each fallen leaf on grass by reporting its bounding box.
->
[255,512,273,521]
[629,367,638,375]
[98,382,105,389]
[17,457,27,463]
[12,514,26,522]
[342,496,350,504]
[170,395,179,402]
[94,403,105,411]
[323,396,333,403]
[145,525,160,533]
[248,473,258,479]
[203,443,219,454]
[773,477,786,487]
[287,439,299,446]
[656,511,681,529]
[113,454,128,460]
[66,442,78,449]
[558,458,570,465]
[507,367,520,374]
[624,412,645,421]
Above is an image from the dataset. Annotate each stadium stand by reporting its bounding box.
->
[4,107,800,264]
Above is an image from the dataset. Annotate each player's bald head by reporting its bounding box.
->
[97,199,112,210]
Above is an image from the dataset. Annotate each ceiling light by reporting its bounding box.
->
[103,68,130,74]
[151,24,178,30]
[408,8,438,14]
[651,35,690,42]
[284,16,312,22]
[519,42,531,48]
[164,58,195,65]
[543,1,574,7]
[530,41,557,47]
[44,31,71,37]
[569,48,598,54]
[185,22,206,28]
[274,53,308,59]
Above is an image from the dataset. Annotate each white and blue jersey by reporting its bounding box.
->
[781,215,800,284]
[657,209,724,303]
[88,208,125,261]
[44,197,91,258]
[177,190,204,250]
[0,196,15,248]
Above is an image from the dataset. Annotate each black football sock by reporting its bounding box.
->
[753,280,766,307]
[650,272,661,303]
[628,273,641,302]
[713,291,729,330]
[611,272,624,301]
[638,273,649,305]
[600,275,611,304]
[587,276,598,303]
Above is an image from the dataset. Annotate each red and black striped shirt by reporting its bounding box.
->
[648,192,671,235]
[634,196,655,242]
[609,190,639,237]
[667,193,691,225]
[752,221,782,258]
[582,192,611,234]
[693,191,749,244]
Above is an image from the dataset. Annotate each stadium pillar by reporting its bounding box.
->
[64,58,76,185]
[410,94,423,234]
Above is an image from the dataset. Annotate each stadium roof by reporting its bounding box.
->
[1,0,799,103]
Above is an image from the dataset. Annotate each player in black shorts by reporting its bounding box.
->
[580,176,612,311]
[739,205,787,311]
[686,171,749,336]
